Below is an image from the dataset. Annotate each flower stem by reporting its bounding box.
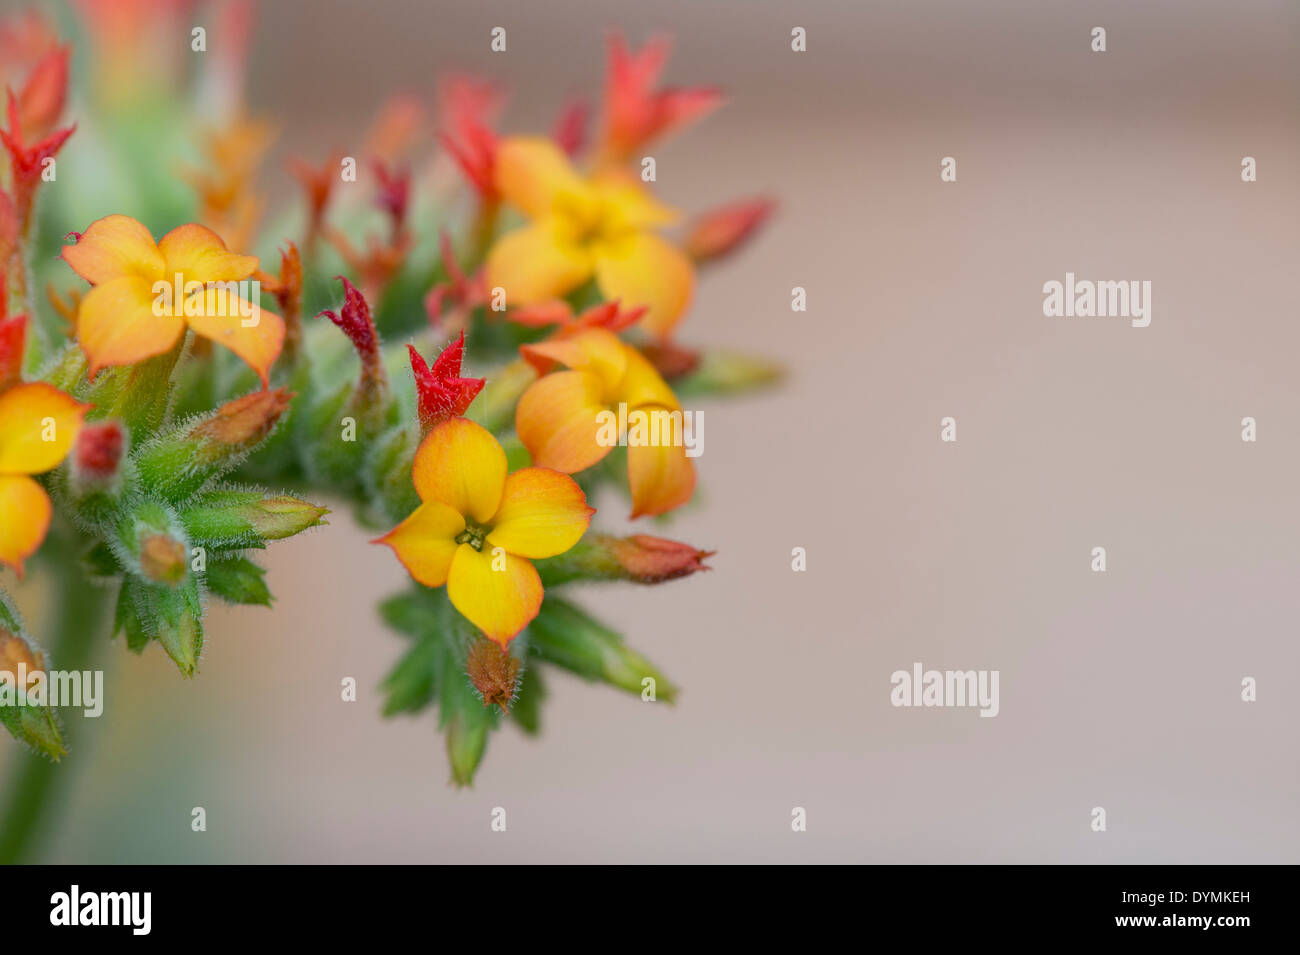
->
[0,528,110,863]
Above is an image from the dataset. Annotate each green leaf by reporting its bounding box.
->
[530,597,677,702]
[204,556,272,607]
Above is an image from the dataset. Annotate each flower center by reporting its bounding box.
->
[455,521,489,551]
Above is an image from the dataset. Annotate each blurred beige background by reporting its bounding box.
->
[5,0,1299,862]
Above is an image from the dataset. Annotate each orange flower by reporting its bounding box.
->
[61,214,284,384]
[0,374,88,576]
[486,136,694,338]
[516,328,696,518]
[376,418,593,646]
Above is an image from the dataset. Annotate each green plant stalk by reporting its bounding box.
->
[0,528,111,863]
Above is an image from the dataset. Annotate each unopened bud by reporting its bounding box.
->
[180,490,328,548]
[119,500,189,587]
[536,534,712,587]
[136,389,292,500]
[466,638,521,713]
[684,198,775,263]
[68,419,127,506]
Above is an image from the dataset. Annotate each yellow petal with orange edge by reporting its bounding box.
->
[486,221,593,307]
[594,232,694,338]
[412,418,506,524]
[515,370,612,474]
[0,474,52,577]
[446,543,542,646]
[61,214,165,285]
[158,223,259,284]
[374,500,465,588]
[77,275,185,377]
[494,136,588,219]
[617,346,681,411]
[519,327,626,394]
[627,425,697,518]
[0,382,88,475]
[486,467,594,559]
[184,289,285,386]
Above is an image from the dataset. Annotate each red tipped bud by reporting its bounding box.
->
[408,331,485,433]
[684,198,775,263]
[602,534,713,582]
[71,418,126,489]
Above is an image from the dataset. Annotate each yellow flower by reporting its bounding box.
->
[61,214,284,384]
[486,136,694,338]
[376,418,594,646]
[0,382,87,575]
[516,328,696,518]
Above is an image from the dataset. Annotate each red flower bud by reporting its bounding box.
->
[684,198,775,263]
[601,534,714,583]
[407,331,485,433]
[73,419,125,482]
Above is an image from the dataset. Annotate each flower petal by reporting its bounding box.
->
[0,382,88,475]
[617,345,680,411]
[594,232,694,338]
[485,220,592,307]
[184,290,285,386]
[494,135,588,219]
[592,173,680,230]
[0,474,51,577]
[374,500,465,588]
[158,223,259,284]
[627,425,696,518]
[515,370,612,473]
[77,275,185,377]
[446,543,542,646]
[60,214,164,285]
[486,467,594,559]
[519,327,626,394]
[412,417,506,524]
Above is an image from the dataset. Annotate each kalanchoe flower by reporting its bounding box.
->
[465,637,522,713]
[60,214,285,384]
[424,231,487,332]
[318,276,386,404]
[407,331,485,434]
[0,373,87,575]
[486,136,694,337]
[257,243,303,359]
[375,418,594,646]
[684,198,776,264]
[288,153,338,250]
[14,43,69,139]
[437,75,503,201]
[372,160,411,236]
[598,32,722,166]
[517,328,696,518]
[552,97,589,158]
[0,88,74,227]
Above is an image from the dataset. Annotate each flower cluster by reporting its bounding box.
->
[0,5,777,790]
